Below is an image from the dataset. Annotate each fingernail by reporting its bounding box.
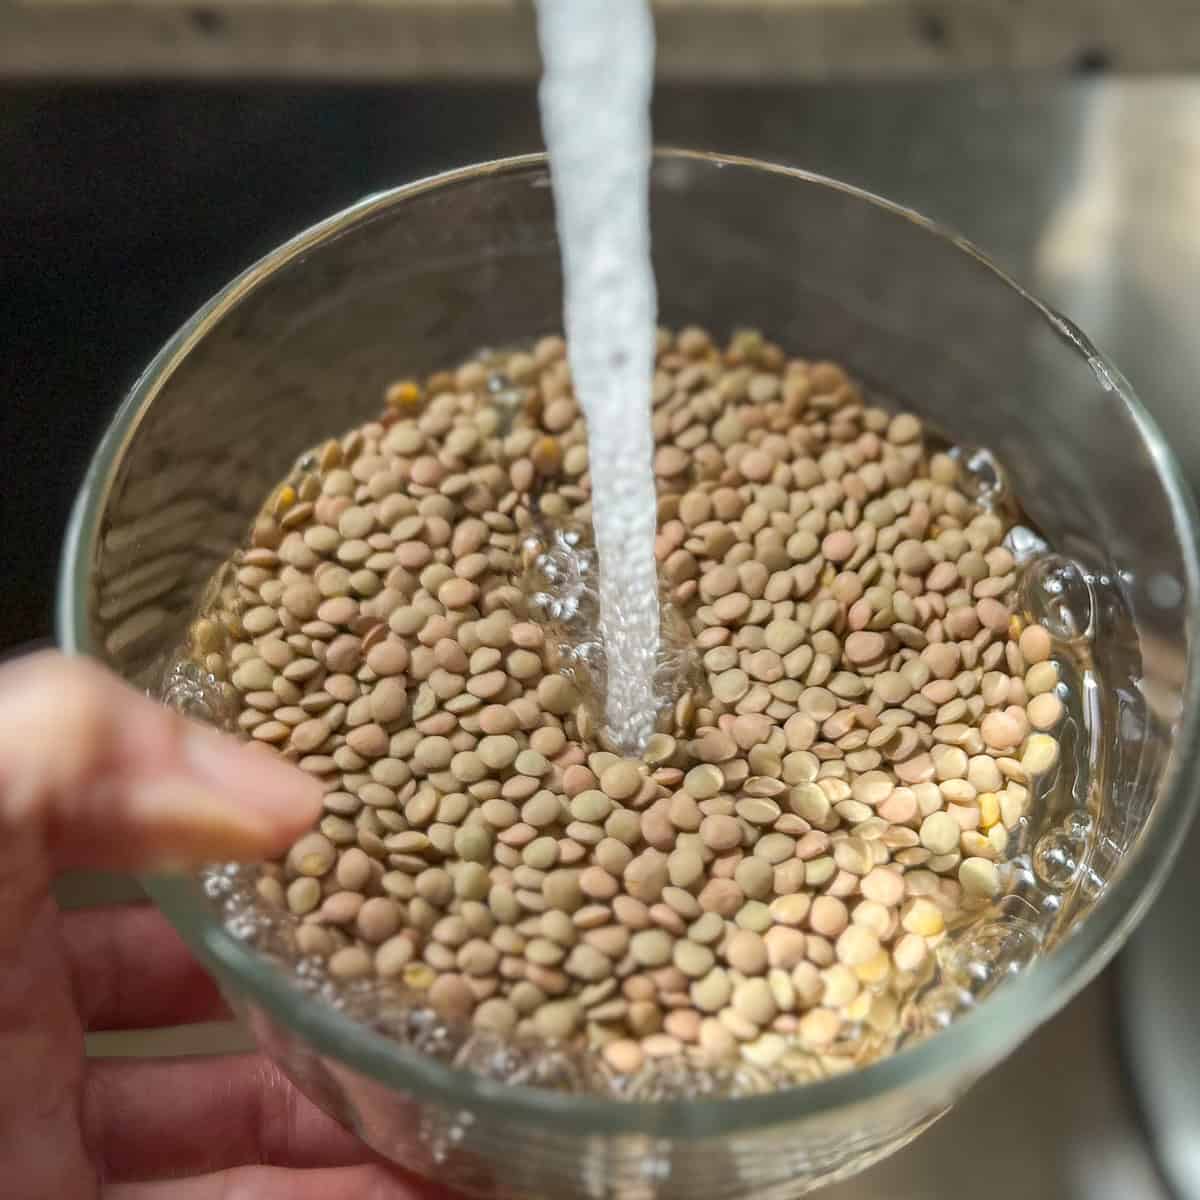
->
[127,776,303,869]
[183,724,322,826]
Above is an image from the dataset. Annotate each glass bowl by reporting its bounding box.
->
[58,150,1200,1199]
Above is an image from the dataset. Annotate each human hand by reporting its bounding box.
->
[0,651,448,1200]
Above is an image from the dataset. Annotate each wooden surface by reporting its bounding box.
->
[4,0,1199,81]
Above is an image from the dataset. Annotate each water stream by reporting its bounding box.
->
[535,0,661,752]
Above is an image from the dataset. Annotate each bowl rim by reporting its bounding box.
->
[58,147,1200,1139]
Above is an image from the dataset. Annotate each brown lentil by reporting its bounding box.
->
[203,327,1064,1085]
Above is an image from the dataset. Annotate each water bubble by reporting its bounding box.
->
[954,446,1009,508]
[508,1046,588,1092]
[639,1149,672,1182]
[913,984,974,1035]
[1033,823,1089,889]
[574,640,605,671]
[1021,553,1095,641]
[1004,524,1049,565]
[203,873,231,899]
[161,658,234,728]
[227,912,261,940]
[521,519,696,747]
[943,918,1042,994]
[1065,810,1094,840]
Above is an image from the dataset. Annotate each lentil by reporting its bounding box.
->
[203,326,1066,1088]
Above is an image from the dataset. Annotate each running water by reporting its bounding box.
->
[535,0,661,753]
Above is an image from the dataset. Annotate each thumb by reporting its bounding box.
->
[0,650,321,878]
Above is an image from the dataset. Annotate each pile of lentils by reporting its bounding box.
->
[193,326,1065,1081]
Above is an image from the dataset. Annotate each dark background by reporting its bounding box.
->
[1,84,532,650]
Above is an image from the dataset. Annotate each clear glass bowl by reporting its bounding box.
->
[58,151,1200,1199]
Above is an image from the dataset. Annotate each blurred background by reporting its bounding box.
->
[4,2,1200,1197]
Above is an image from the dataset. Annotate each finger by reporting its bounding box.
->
[104,1163,446,1200]
[0,651,321,897]
[86,1053,380,1178]
[60,905,229,1031]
